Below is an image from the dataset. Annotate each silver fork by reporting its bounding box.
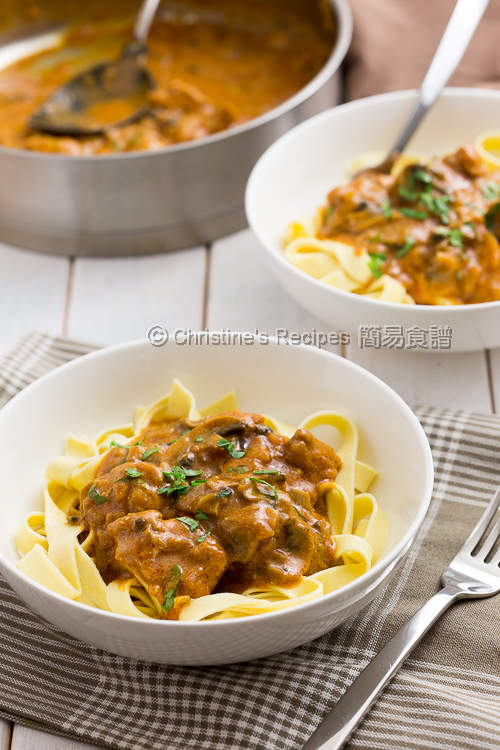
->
[303,486,500,750]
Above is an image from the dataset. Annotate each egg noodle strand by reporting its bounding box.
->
[15,380,388,621]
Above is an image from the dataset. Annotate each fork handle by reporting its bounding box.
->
[302,585,460,750]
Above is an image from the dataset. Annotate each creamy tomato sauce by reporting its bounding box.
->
[79,410,341,620]
[319,146,500,305]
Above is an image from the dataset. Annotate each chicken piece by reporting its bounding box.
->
[108,510,227,612]
[283,429,341,482]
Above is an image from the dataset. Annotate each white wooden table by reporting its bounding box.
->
[1,229,499,749]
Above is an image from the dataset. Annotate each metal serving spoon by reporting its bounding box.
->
[355,0,490,176]
[29,0,162,136]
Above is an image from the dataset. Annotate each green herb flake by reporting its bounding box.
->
[191,479,207,487]
[184,468,202,478]
[252,470,280,476]
[125,467,142,479]
[142,447,158,461]
[162,564,181,613]
[194,436,205,442]
[400,207,428,220]
[89,483,108,505]
[216,487,232,498]
[482,181,500,200]
[325,204,334,220]
[485,202,500,230]
[420,193,453,224]
[368,251,387,279]
[197,532,209,545]
[133,437,145,446]
[195,510,209,520]
[110,440,128,450]
[250,477,278,503]
[414,168,433,186]
[433,226,464,248]
[381,200,392,219]
[396,236,416,258]
[217,437,246,459]
[369,233,381,243]
[398,185,418,202]
[176,516,200,532]
[181,429,191,436]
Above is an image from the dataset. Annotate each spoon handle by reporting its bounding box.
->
[391,0,490,154]
[133,0,163,45]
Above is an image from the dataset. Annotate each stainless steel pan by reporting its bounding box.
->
[0,0,351,256]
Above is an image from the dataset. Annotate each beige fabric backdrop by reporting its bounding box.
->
[345,0,500,100]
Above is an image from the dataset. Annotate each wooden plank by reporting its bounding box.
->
[66,247,206,346]
[0,243,69,355]
[207,230,341,353]
[11,725,99,750]
[0,721,10,750]
[346,345,492,412]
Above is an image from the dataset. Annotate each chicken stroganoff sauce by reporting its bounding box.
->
[285,145,500,305]
[15,381,387,621]
[0,0,335,154]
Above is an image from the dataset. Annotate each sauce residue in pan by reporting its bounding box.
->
[0,0,335,154]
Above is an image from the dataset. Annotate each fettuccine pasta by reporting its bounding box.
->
[16,380,388,621]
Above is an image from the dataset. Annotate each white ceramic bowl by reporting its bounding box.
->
[0,338,433,665]
[246,88,500,352]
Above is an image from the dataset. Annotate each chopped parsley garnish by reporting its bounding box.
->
[181,429,191,436]
[195,510,209,520]
[414,168,433,186]
[159,465,203,498]
[485,202,499,230]
[325,204,334,220]
[420,193,453,223]
[226,465,247,474]
[381,200,392,219]
[368,251,386,279]
[434,227,464,248]
[197,532,209,545]
[142,447,158,461]
[216,487,232,498]
[250,477,278,503]
[398,185,418,202]
[89,483,108,505]
[396,236,415,258]
[400,207,428,220]
[125,467,142,479]
[133,437,145,446]
[110,440,128,450]
[162,564,181,613]
[217,437,246,459]
[253,470,280,476]
[482,181,500,200]
[191,479,207,487]
[369,233,382,243]
[176,516,200,532]
[194,436,205,442]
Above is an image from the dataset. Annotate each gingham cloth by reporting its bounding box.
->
[0,333,498,750]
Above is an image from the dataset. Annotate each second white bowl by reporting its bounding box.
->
[246,88,500,352]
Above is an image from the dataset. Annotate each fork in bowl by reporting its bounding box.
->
[303,485,500,750]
